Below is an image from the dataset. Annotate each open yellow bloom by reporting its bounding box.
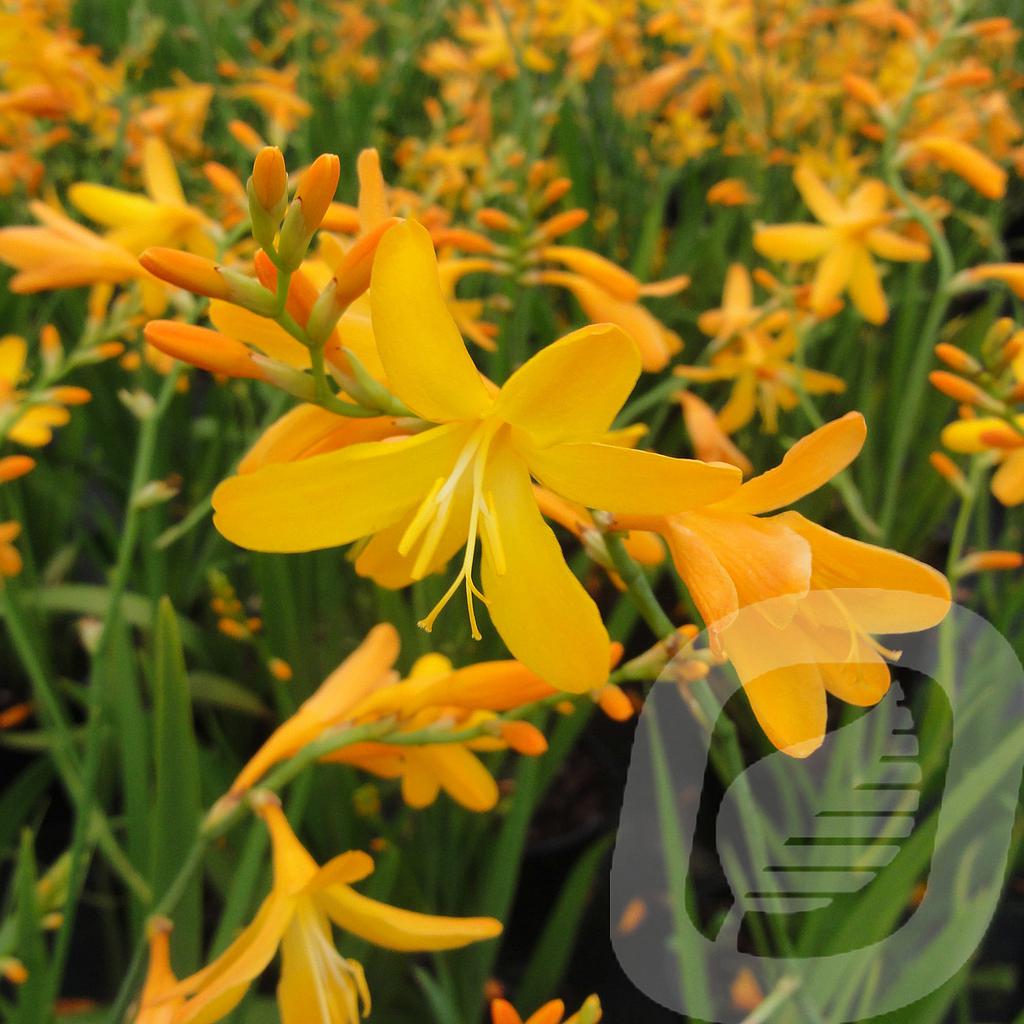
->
[213,221,741,691]
[941,414,1024,506]
[160,795,501,1024]
[754,164,930,323]
[620,414,949,756]
[0,334,79,447]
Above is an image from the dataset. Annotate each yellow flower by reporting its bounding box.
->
[620,414,949,756]
[941,414,1024,506]
[223,624,609,812]
[754,164,930,323]
[160,794,501,1024]
[212,221,741,691]
[0,521,23,578]
[491,994,602,1024]
[133,919,182,1024]
[0,334,77,447]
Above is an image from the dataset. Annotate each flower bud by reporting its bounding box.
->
[0,455,35,483]
[934,343,981,376]
[277,154,341,270]
[140,248,232,299]
[251,147,287,214]
[144,321,266,380]
[537,208,588,241]
[929,370,1002,410]
[499,720,548,757]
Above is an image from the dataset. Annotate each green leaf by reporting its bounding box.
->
[516,833,613,1010]
[189,672,270,718]
[10,831,46,1024]
[150,596,203,972]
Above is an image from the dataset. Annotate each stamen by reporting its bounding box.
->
[398,477,445,557]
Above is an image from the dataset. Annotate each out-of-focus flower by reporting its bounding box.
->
[754,164,930,323]
[491,994,602,1024]
[132,919,182,1024]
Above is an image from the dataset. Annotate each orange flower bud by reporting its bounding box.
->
[331,217,401,310]
[978,427,1024,449]
[966,17,1016,39]
[915,136,1007,200]
[432,228,497,254]
[204,161,244,198]
[49,386,91,405]
[956,550,1024,576]
[967,264,1024,299]
[251,146,287,213]
[268,657,293,681]
[541,177,573,207]
[929,451,966,488]
[228,120,265,154]
[934,343,981,375]
[929,370,995,407]
[0,455,35,482]
[477,207,516,232]
[0,958,28,985]
[731,968,764,1012]
[707,178,755,206]
[139,248,232,300]
[94,342,125,361]
[0,702,31,729]
[144,321,266,380]
[843,73,884,108]
[597,684,635,721]
[941,66,993,89]
[537,208,588,241]
[277,154,341,269]
[616,897,647,935]
[218,617,249,640]
[40,323,61,356]
[499,720,548,756]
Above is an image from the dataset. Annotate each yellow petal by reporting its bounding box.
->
[809,242,855,314]
[369,220,491,422]
[846,179,887,219]
[523,438,742,515]
[847,248,888,324]
[793,164,845,225]
[777,512,951,633]
[9,405,70,447]
[238,404,403,474]
[679,509,811,612]
[308,850,375,891]
[753,224,832,262]
[212,423,474,552]
[143,136,187,206]
[318,886,502,951]
[940,415,1016,453]
[480,437,609,693]
[494,324,640,447]
[721,263,753,314]
[662,520,739,629]
[866,229,930,263]
[354,478,471,588]
[410,746,499,812]
[741,663,827,758]
[277,920,367,1024]
[716,412,866,515]
[819,652,891,707]
[402,761,441,808]
[0,335,26,385]
[716,371,758,434]
[992,448,1024,506]
[169,894,291,1018]
[230,625,399,794]
[208,300,311,369]
[68,184,159,228]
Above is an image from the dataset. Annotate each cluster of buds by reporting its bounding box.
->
[209,570,293,683]
[930,319,1024,418]
[140,145,404,418]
